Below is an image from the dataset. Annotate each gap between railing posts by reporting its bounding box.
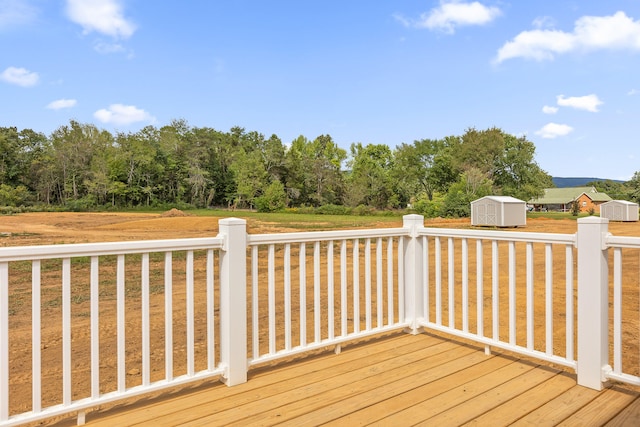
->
[402,214,425,335]
[218,218,248,386]
[576,216,610,390]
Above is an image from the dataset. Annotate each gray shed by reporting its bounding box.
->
[600,200,639,222]
[471,196,526,227]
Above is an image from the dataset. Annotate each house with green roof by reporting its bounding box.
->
[528,186,612,213]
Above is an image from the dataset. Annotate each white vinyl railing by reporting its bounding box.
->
[414,227,577,370]
[0,222,232,427]
[246,228,410,365]
[1,215,638,426]
[604,233,640,387]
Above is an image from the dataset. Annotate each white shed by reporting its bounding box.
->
[600,200,639,222]
[471,196,526,227]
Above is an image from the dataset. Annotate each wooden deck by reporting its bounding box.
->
[52,332,640,426]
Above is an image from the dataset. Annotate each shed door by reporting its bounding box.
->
[476,204,486,224]
[614,205,623,221]
[486,203,497,225]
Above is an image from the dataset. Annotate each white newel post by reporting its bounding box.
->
[403,214,425,334]
[218,218,248,386]
[576,217,610,390]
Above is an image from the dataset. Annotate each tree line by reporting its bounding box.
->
[0,120,570,216]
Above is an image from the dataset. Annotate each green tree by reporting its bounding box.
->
[626,171,640,203]
[441,168,493,217]
[284,135,346,206]
[255,180,287,212]
[191,127,239,207]
[492,134,552,200]
[0,127,48,204]
[449,127,505,179]
[0,184,30,206]
[50,120,113,204]
[447,128,551,202]
[392,138,456,202]
[157,120,192,204]
[85,140,117,206]
[308,135,346,206]
[0,127,23,187]
[230,148,268,209]
[346,143,395,209]
[113,127,162,206]
[570,200,581,216]
[587,179,630,200]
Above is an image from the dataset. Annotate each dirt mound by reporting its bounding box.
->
[161,208,190,217]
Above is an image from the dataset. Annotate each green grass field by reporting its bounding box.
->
[188,208,406,230]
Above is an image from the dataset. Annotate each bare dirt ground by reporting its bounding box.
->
[2,211,639,247]
[2,212,640,424]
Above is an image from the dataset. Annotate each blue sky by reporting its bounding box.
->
[2,1,640,180]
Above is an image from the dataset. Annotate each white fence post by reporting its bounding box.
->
[576,216,610,390]
[403,214,425,334]
[218,218,248,386]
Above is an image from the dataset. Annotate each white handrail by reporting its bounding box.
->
[0,237,225,261]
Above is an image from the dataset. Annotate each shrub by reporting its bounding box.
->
[0,184,31,207]
[570,200,580,216]
[255,181,288,213]
[315,204,351,215]
[412,194,443,218]
[352,204,375,216]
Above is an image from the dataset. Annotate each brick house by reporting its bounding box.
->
[528,186,612,213]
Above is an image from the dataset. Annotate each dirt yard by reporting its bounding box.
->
[2,211,640,424]
[3,211,640,246]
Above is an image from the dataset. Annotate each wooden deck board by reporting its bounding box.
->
[462,371,577,426]
[241,347,485,426]
[179,341,470,426]
[295,352,509,426]
[86,332,420,426]
[605,394,640,426]
[418,366,561,425]
[55,332,640,427]
[510,384,601,426]
[375,358,539,425]
[556,386,640,426]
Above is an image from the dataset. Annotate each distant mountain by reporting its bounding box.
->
[552,177,625,188]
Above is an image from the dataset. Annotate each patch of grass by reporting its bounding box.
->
[527,211,595,220]
[71,294,90,304]
[0,232,38,238]
[150,284,164,294]
[8,295,24,316]
[10,260,32,273]
[44,297,61,308]
[190,209,404,230]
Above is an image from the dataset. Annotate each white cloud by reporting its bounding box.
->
[397,1,501,34]
[93,40,125,54]
[535,122,574,139]
[0,0,38,29]
[66,0,135,39]
[392,13,411,28]
[94,104,155,126]
[495,11,640,63]
[557,94,603,112]
[46,99,77,110]
[495,29,575,62]
[628,89,639,96]
[0,66,39,86]
[542,105,558,114]
[532,16,555,30]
